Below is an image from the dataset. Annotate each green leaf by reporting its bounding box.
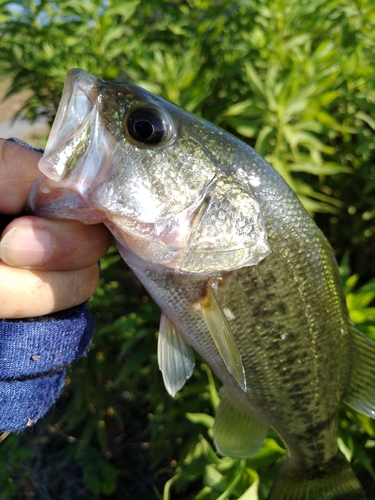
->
[223,99,256,117]
[255,125,274,156]
[204,465,227,490]
[186,413,215,429]
[105,0,139,19]
[244,61,266,97]
[224,117,258,138]
[288,162,352,175]
[356,111,375,131]
[237,473,259,500]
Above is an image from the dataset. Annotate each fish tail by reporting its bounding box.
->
[268,451,366,500]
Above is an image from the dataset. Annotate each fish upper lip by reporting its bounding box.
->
[38,70,99,182]
[62,74,98,145]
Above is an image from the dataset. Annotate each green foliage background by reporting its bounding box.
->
[0,0,375,498]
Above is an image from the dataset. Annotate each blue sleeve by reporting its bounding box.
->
[0,305,94,432]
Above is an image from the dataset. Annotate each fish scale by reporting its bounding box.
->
[28,69,375,499]
[214,263,342,442]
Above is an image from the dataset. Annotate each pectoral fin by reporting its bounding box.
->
[344,327,375,417]
[213,387,268,459]
[200,282,247,392]
[158,312,195,397]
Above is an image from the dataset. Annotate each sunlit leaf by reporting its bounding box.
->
[186,413,215,429]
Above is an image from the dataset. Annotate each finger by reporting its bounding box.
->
[0,216,112,271]
[0,261,100,319]
[0,139,42,214]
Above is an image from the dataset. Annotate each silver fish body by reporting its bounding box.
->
[28,69,375,499]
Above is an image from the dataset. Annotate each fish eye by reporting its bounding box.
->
[123,106,171,147]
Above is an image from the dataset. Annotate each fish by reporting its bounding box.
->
[27,68,375,500]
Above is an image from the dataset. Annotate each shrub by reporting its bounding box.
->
[0,1,375,498]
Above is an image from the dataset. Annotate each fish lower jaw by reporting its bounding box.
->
[30,187,108,224]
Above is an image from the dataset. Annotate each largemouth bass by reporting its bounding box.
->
[28,69,375,499]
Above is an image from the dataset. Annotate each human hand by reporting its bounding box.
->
[0,138,112,318]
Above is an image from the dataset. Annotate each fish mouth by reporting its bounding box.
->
[38,69,99,182]
[28,69,117,222]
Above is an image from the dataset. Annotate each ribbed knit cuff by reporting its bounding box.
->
[0,306,93,431]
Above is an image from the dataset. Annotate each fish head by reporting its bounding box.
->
[29,69,271,273]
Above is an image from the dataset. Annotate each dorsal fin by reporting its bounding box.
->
[200,281,247,392]
[158,312,195,397]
